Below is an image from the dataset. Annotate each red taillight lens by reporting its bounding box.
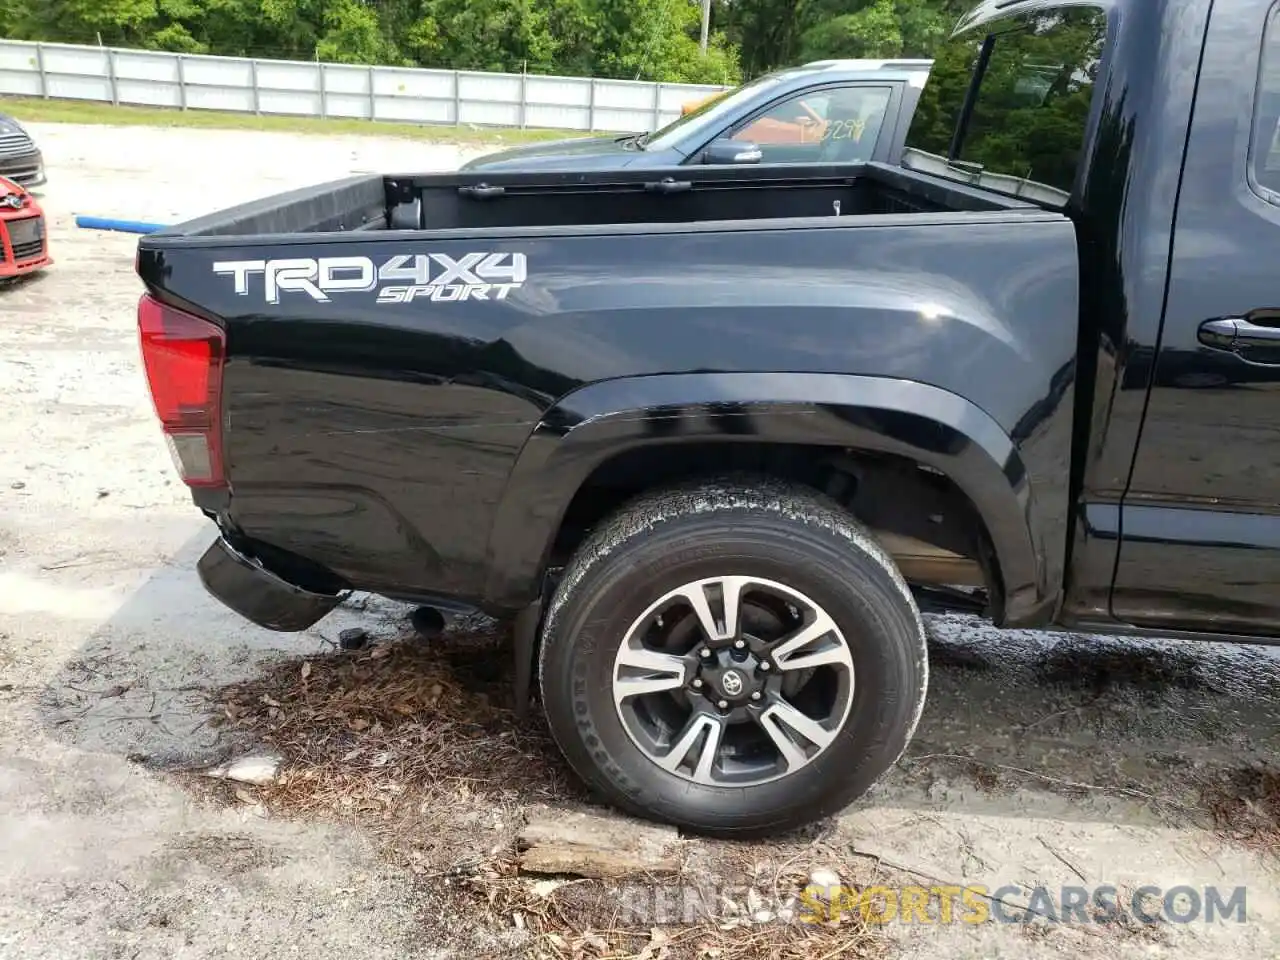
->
[137,293,227,488]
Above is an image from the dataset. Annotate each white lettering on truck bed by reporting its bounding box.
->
[212,252,527,305]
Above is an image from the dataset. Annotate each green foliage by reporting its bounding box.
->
[588,0,738,83]
[899,26,973,154]
[4,0,1110,216]
[910,8,1107,194]
[0,0,21,38]
[0,0,965,85]
[714,0,964,77]
[798,0,905,62]
[147,23,208,53]
[0,0,1109,200]
[7,0,159,45]
[405,0,556,74]
[314,0,397,65]
[1,0,742,83]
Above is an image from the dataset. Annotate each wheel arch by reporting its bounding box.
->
[484,372,1056,630]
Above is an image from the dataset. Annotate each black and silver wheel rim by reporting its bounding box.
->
[611,575,855,787]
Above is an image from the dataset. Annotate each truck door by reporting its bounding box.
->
[1111,0,1280,636]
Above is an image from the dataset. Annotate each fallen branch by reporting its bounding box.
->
[517,809,682,879]
[1038,837,1088,884]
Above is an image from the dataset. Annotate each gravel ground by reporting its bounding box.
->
[1,121,1278,960]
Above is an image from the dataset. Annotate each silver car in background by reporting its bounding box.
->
[0,113,45,187]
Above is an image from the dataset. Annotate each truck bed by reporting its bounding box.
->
[152,162,1037,239]
[137,160,1078,620]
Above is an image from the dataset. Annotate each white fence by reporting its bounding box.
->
[0,38,730,133]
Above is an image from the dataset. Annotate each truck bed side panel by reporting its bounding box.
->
[144,214,1079,606]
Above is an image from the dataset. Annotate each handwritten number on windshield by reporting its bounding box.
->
[821,119,865,142]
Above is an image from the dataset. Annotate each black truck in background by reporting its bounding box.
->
[134,0,1280,837]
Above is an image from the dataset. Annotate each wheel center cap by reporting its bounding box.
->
[697,646,767,706]
[720,669,745,697]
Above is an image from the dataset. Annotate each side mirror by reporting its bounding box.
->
[704,138,762,164]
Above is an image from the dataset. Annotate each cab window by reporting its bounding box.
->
[903,7,1109,206]
[728,85,894,163]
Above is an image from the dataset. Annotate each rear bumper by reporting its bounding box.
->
[197,535,350,631]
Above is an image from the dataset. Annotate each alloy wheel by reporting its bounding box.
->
[611,575,855,786]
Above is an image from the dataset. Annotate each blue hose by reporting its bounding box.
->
[74,215,167,234]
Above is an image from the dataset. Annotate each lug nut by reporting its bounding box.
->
[759,661,771,672]
[691,678,703,689]
[733,639,746,650]
[700,648,712,659]
[750,691,762,701]
[717,700,729,709]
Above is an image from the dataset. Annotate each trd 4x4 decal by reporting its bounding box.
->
[213,251,527,304]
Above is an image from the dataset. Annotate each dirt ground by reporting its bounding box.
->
[2,121,1279,960]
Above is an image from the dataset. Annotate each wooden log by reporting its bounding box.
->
[517,809,682,878]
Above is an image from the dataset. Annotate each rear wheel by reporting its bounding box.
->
[537,477,928,837]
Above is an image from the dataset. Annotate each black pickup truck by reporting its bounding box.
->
[135,0,1280,837]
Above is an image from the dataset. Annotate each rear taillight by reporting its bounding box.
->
[137,293,227,488]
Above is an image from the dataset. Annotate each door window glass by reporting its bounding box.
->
[729,85,894,162]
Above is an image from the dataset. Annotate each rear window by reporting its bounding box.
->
[903,6,1109,207]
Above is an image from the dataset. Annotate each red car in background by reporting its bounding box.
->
[0,175,51,279]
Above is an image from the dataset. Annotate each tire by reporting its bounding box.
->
[537,476,928,838]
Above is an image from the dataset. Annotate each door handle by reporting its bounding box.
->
[1198,317,1280,363]
[458,183,505,199]
[1197,318,1240,349]
[644,177,693,194]
[1233,319,1280,349]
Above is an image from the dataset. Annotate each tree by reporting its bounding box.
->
[405,0,559,74]
[909,7,1108,194]
[0,0,988,89]
[314,0,397,65]
[6,0,158,45]
[715,0,964,78]
[584,0,738,83]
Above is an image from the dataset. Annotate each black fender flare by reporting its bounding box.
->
[484,371,1053,628]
